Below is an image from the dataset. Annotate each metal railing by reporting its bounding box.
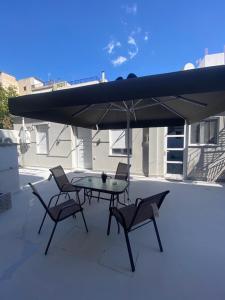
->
[31,76,100,90]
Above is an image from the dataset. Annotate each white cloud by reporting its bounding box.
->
[104,40,121,54]
[131,27,142,36]
[128,36,138,59]
[144,32,149,41]
[111,56,127,66]
[128,36,136,46]
[128,50,138,59]
[123,3,137,15]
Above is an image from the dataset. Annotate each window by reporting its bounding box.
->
[190,118,219,145]
[109,129,132,156]
[36,124,49,154]
[23,86,27,91]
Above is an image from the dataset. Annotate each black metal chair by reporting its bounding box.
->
[49,165,82,205]
[29,183,88,255]
[114,162,130,181]
[93,162,131,204]
[114,162,130,202]
[107,190,170,272]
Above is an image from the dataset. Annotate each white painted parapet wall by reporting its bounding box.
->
[0,129,19,193]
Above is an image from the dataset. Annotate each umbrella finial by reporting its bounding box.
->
[127,73,137,79]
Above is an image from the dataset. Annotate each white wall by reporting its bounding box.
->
[0,145,19,193]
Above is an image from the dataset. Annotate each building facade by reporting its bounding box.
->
[92,49,225,181]
[3,49,225,182]
[3,73,105,170]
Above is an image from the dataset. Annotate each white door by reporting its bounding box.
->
[77,127,92,169]
[165,126,185,180]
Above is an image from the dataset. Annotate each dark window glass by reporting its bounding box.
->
[23,86,27,91]
[204,119,218,144]
[167,163,183,175]
[167,137,184,148]
[190,119,218,145]
[190,123,200,144]
[167,150,183,162]
[167,126,184,135]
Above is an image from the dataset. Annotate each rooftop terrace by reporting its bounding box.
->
[1,168,225,300]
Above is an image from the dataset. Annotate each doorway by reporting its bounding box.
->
[165,125,185,180]
[76,127,93,169]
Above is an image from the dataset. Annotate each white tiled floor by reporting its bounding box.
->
[1,168,225,300]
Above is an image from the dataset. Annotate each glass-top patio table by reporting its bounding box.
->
[73,176,128,206]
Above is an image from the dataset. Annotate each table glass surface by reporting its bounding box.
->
[74,176,128,194]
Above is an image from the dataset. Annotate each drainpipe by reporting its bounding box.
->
[183,122,189,180]
[156,128,159,176]
[21,117,25,167]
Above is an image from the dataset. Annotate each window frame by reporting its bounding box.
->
[188,117,220,147]
[109,129,132,157]
[35,123,49,155]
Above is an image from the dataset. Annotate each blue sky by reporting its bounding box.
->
[0,1,225,82]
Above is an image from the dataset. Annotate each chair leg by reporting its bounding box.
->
[124,230,135,272]
[38,212,47,234]
[76,191,80,205]
[107,212,112,235]
[45,222,58,255]
[80,210,88,233]
[152,217,163,252]
[117,221,120,234]
[55,193,61,206]
[97,191,100,203]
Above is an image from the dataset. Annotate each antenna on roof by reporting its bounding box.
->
[101,71,106,82]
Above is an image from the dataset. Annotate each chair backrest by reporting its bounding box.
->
[115,162,130,181]
[130,190,170,229]
[49,165,70,191]
[29,182,51,216]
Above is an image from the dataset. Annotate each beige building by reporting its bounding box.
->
[0,72,19,92]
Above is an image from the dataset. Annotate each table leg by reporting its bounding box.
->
[83,189,86,204]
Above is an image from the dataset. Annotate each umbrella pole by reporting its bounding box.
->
[127,110,130,201]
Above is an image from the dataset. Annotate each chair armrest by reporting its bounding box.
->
[48,192,70,207]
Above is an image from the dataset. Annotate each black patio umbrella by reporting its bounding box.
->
[9,65,225,130]
[9,65,225,186]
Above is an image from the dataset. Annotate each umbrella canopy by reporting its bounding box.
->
[9,65,225,129]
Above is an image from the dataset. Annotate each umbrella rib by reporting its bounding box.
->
[72,105,92,117]
[123,101,129,110]
[177,95,207,107]
[152,97,187,121]
[111,103,126,111]
[133,99,143,108]
[134,98,176,111]
[89,108,122,111]
[96,104,112,126]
